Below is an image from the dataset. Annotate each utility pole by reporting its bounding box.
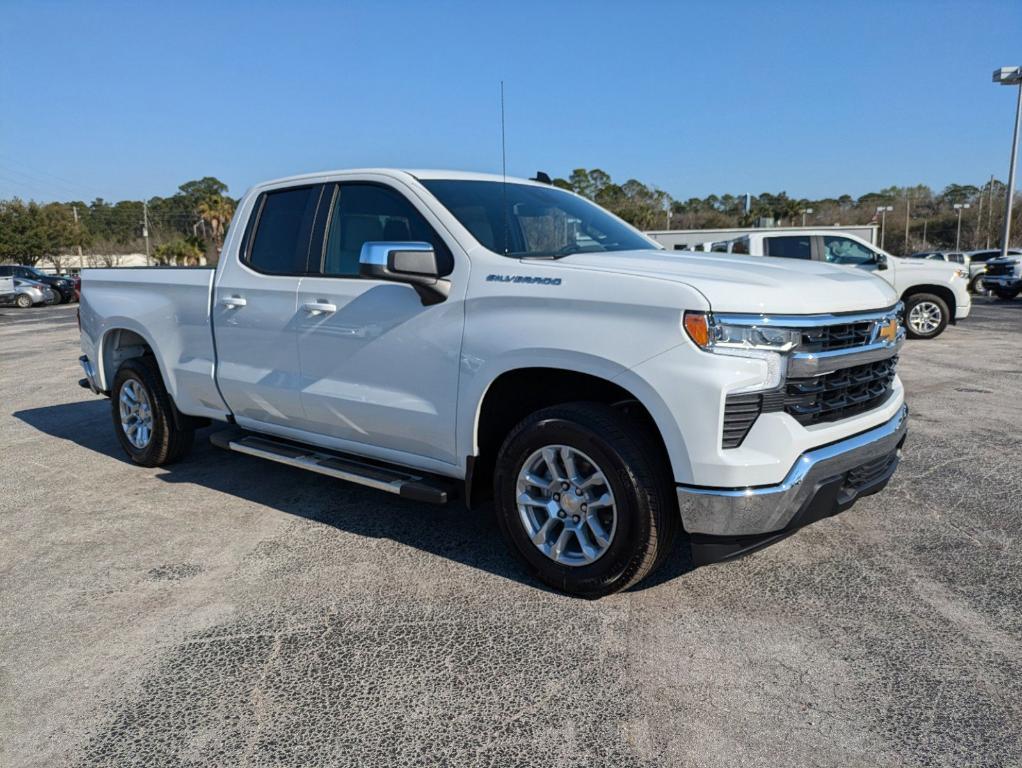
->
[954,203,971,251]
[142,201,151,266]
[922,219,928,246]
[992,67,1022,257]
[904,192,911,251]
[72,205,84,270]
[986,174,995,248]
[876,206,893,250]
[976,185,983,250]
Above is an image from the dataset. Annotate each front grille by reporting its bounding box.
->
[721,356,898,448]
[985,260,1017,277]
[783,357,897,426]
[799,321,874,352]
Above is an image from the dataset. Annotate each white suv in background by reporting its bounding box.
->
[707,231,970,339]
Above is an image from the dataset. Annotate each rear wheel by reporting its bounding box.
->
[111,357,194,466]
[904,294,949,339]
[493,402,677,598]
[994,288,1020,301]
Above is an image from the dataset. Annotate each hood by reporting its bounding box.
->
[554,250,898,314]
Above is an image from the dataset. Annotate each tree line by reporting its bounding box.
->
[1,170,1019,269]
[0,176,236,269]
[553,169,1021,254]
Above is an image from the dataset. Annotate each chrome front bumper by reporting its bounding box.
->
[678,404,908,537]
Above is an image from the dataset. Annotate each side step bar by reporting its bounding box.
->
[209,428,452,504]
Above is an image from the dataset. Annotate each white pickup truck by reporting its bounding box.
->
[707,231,971,339]
[78,169,908,597]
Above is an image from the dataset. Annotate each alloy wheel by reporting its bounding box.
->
[515,445,617,567]
[908,301,942,335]
[119,379,154,449]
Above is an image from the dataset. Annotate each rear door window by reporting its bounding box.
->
[763,236,812,260]
[245,186,322,274]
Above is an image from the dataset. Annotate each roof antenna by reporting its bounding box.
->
[500,80,509,256]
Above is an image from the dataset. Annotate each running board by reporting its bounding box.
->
[209,428,451,504]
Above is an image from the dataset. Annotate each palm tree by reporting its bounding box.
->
[196,195,235,250]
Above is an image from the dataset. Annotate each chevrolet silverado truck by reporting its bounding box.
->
[78,170,908,597]
[705,231,970,339]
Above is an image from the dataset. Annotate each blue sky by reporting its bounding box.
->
[2,0,1020,203]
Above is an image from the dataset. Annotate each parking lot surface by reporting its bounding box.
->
[2,300,1021,767]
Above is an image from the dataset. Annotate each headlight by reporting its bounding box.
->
[953,269,968,279]
[683,311,800,352]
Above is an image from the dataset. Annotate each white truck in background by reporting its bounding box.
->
[78,169,908,597]
[704,230,971,339]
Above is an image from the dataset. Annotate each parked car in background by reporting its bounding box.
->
[77,168,908,597]
[703,231,970,339]
[961,248,1022,294]
[5,277,55,308]
[982,253,1022,300]
[0,265,76,303]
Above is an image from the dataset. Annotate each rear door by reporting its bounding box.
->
[294,180,465,465]
[213,184,325,429]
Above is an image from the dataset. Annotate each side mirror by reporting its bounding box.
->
[875,252,888,271]
[358,242,451,305]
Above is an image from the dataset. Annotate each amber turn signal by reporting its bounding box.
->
[683,311,710,348]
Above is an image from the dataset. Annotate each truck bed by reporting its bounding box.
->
[79,267,228,420]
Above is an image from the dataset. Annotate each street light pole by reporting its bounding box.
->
[993,67,1022,257]
[876,206,893,250]
[953,203,971,251]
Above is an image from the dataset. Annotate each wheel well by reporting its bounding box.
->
[902,284,956,322]
[100,328,207,431]
[467,368,670,508]
[101,328,153,388]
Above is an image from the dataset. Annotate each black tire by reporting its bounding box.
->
[15,294,32,309]
[493,402,678,598]
[111,357,194,467]
[994,288,1020,301]
[968,275,989,296]
[904,293,949,339]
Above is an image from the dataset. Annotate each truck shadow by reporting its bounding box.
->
[13,400,694,595]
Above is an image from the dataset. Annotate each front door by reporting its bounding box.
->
[295,181,465,466]
[213,184,324,429]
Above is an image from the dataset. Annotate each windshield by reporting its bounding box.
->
[420,180,654,258]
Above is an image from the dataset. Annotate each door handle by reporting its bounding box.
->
[302,301,337,314]
[221,296,247,308]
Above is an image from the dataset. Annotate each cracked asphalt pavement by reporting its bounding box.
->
[2,299,1021,767]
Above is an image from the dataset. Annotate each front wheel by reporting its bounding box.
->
[994,288,1020,301]
[15,294,32,309]
[493,402,678,598]
[968,275,989,296]
[111,357,194,467]
[904,294,949,339]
